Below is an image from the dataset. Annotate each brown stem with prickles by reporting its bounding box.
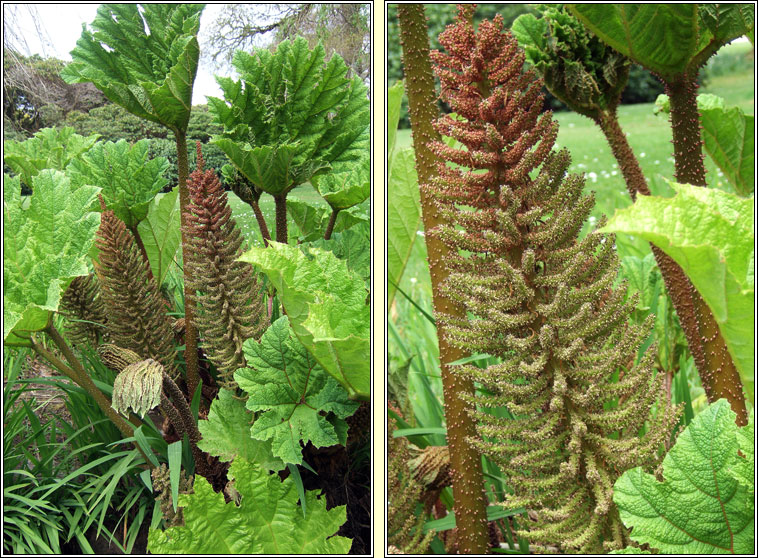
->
[324,208,339,240]
[251,197,271,246]
[596,108,706,402]
[161,371,218,480]
[274,193,288,244]
[174,130,201,402]
[35,325,155,467]
[666,75,747,425]
[160,394,186,439]
[398,4,489,554]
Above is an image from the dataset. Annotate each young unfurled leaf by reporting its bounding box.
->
[197,389,285,472]
[238,243,370,400]
[62,4,203,132]
[613,400,754,554]
[147,456,351,554]
[209,37,369,197]
[3,127,100,191]
[3,171,101,345]
[234,317,358,465]
[67,139,169,228]
[512,7,629,118]
[598,181,754,400]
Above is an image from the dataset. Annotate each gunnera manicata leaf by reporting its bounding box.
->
[238,242,369,400]
[3,171,101,345]
[613,399,754,554]
[598,181,755,401]
[208,36,369,197]
[3,127,100,191]
[62,4,203,132]
[66,138,170,228]
[197,388,285,472]
[234,316,359,465]
[146,456,352,554]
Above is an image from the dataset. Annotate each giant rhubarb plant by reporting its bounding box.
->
[569,3,753,424]
[63,3,205,399]
[422,7,680,552]
[208,37,369,243]
[184,143,266,389]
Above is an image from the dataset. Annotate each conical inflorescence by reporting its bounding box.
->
[60,273,107,347]
[94,198,177,377]
[184,142,267,390]
[426,7,679,553]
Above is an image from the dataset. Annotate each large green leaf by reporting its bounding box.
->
[613,399,754,554]
[570,5,754,80]
[209,37,369,196]
[147,456,351,554]
[306,228,371,287]
[136,187,181,286]
[235,317,358,465]
[598,181,754,400]
[67,139,169,228]
[61,4,203,133]
[3,171,101,345]
[698,4,755,46]
[654,94,754,196]
[3,127,100,190]
[729,409,754,498]
[700,105,754,197]
[238,242,369,400]
[387,81,404,158]
[196,388,284,471]
[287,198,366,243]
[312,156,370,211]
[387,148,422,308]
[569,4,699,80]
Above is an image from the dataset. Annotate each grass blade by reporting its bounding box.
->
[168,440,182,512]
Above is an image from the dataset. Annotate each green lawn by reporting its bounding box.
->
[227,183,328,247]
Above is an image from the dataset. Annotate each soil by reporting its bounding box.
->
[299,402,372,554]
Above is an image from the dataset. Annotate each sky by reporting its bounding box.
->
[3,3,248,105]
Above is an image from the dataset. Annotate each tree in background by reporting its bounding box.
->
[203,4,370,82]
[2,5,106,137]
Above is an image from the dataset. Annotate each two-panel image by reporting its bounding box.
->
[2,2,755,557]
